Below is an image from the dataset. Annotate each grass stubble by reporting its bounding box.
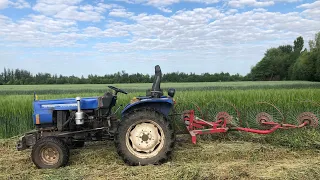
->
[1,131,320,180]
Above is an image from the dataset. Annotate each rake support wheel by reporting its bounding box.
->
[256,112,274,129]
[297,112,318,128]
[215,112,232,124]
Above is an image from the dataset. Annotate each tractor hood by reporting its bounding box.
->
[34,97,99,111]
[33,97,99,124]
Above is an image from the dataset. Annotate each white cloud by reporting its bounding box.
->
[228,0,274,8]
[0,0,30,9]
[158,7,172,13]
[33,0,120,22]
[184,0,220,3]
[297,1,320,8]
[173,7,223,24]
[252,8,267,12]
[10,0,30,9]
[146,0,180,6]
[54,6,103,22]
[225,9,238,15]
[93,8,320,55]
[118,0,298,9]
[302,9,320,20]
[0,13,130,48]
[116,0,220,7]
[297,1,320,20]
[83,26,129,37]
[276,0,299,2]
[25,15,77,33]
[109,8,134,18]
[115,0,221,13]
[33,0,83,16]
[0,15,79,47]
[2,1,320,75]
[0,0,9,9]
[2,5,320,51]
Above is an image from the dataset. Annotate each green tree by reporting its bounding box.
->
[294,36,304,53]
[291,52,315,81]
[249,48,287,80]
[310,32,320,81]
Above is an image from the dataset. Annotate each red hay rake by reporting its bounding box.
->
[181,101,319,144]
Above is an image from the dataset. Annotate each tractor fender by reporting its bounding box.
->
[121,98,174,117]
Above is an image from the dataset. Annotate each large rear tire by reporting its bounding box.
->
[31,136,70,169]
[115,108,175,166]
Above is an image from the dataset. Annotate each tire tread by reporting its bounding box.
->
[31,136,69,169]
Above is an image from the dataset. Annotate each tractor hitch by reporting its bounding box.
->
[16,132,38,151]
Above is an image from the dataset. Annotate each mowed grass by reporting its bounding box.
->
[2,133,320,180]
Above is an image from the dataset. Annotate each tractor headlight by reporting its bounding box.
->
[168,88,176,98]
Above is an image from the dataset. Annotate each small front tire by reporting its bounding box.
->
[31,136,70,169]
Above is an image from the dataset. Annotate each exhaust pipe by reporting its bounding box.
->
[75,97,84,125]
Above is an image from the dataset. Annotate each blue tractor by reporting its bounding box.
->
[17,65,176,169]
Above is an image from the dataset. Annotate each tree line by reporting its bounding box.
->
[247,32,320,81]
[1,31,319,85]
[0,69,246,85]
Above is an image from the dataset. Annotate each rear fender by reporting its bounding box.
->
[121,98,174,117]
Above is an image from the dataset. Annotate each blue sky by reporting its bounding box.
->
[0,0,319,76]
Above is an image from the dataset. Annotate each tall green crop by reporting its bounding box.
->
[0,84,320,138]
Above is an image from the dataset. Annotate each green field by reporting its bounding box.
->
[1,81,320,179]
[1,81,320,95]
[1,81,320,138]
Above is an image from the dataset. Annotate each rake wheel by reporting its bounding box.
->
[215,112,232,124]
[256,112,274,129]
[297,112,318,128]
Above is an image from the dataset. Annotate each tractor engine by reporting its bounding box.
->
[33,92,119,143]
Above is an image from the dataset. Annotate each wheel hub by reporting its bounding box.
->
[256,112,273,124]
[129,123,161,153]
[255,112,274,129]
[40,146,59,165]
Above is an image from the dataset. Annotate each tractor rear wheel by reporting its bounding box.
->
[115,108,175,166]
[31,136,69,169]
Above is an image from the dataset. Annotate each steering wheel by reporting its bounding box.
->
[108,86,128,94]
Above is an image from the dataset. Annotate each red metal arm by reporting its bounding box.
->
[235,124,281,134]
[182,109,312,144]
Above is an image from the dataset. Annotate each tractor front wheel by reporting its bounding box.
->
[115,108,175,165]
[31,136,70,169]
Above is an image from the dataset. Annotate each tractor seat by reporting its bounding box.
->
[146,89,163,97]
[147,65,163,98]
